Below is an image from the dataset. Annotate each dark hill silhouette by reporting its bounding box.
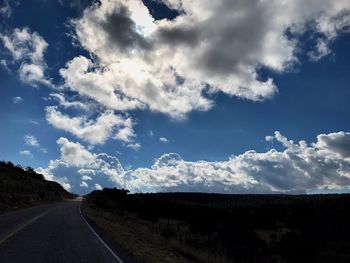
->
[0,161,74,211]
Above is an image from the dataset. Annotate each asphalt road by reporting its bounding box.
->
[0,200,123,263]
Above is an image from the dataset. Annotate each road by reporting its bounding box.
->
[0,200,124,263]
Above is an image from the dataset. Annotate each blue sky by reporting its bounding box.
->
[1,0,350,194]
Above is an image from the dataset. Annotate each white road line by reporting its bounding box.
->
[79,204,124,263]
[0,208,53,245]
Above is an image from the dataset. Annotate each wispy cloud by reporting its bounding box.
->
[159,137,169,143]
[81,175,93,181]
[13,96,23,104]
[0,27,52,87]
[24,134,39,147]
[49,93,91,111]
[40,148,47,154]
[19,150,33,158]
[46,106,139,147]
[80,181,88,188]
[28,119,40,125]
[127,142,141,151]
[0,0,11,18]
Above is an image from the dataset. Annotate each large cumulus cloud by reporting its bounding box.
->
[36,137,126,193]
[58,0,350,119]
[38,131,350,194]
[127,131,350,193]
[2,0,350,152]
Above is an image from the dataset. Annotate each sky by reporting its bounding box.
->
[0,0,350,194]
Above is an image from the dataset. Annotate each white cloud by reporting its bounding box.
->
[0,27,47,63]
[29,119,40,125]
[18,63,51,86]
[39,131,350,194]
[126,131,350,193]
[308,38,331,61]
[114,123,135,142]
[58,0,350,120]
[40,148,48,154]
[13,96,23,104]
[35,161,71,191]
[0,0,11,18]
[126,142,141,151]
[56,137,96,167]
[0,27,52,87]
[59,55,210,119]
[81,174,93,180]
[59,56,143,112]
[46,107,136,145]
[315,131,350,158]
[58,0,89,10]
[19,150,33,158]
[159,137,169,143]
[0,59,9,71]
[49,93,91,111]
[61,182,71,192]
[36,137,126,192]
[80,181,89,188]
[265,135,274,142]
[309,11,350,61]
[94,183,103,190]
[24,134,39,147]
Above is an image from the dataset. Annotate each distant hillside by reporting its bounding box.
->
[0,161,74,211]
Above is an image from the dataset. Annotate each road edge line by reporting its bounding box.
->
[79,204,124,263]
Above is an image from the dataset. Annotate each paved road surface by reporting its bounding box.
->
[0,200,123,263]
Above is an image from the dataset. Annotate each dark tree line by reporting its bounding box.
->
[86,188,350,263]
[0,161,44,180]
[0,160,74,211]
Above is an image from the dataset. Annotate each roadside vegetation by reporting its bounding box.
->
[0,160,74,211]
[84,188,350,263]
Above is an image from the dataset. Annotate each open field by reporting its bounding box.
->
[84,189,350,263]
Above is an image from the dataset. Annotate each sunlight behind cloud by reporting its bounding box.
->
[1,0,350,195]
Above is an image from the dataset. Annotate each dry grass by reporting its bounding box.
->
[82,204,226,263]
